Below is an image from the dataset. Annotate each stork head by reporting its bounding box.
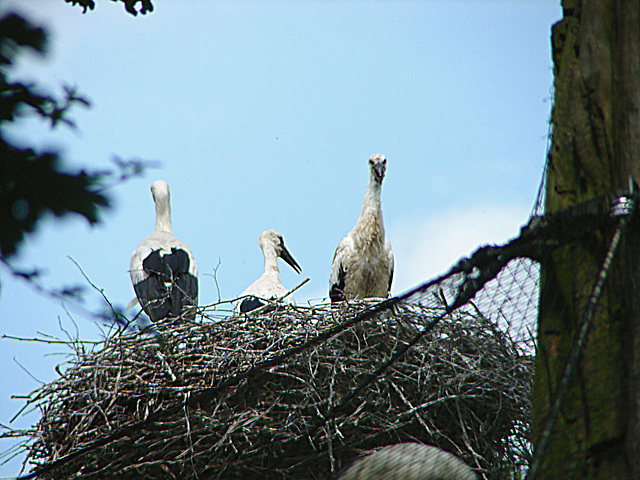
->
[151,180,170,204]
[259,229,302,274]
[368,154,387,183]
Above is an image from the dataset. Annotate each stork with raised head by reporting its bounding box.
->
[130,180,198,322]
[336,443,477,480]
[237,229,302,313]
[329,154,394,302]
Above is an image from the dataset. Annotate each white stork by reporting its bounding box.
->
[336,443,477,480]
[129,180,198,322]
[237,229,301,313]
[329,154,394,302]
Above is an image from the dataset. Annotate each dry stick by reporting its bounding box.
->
[389,380,432,436]
[2,334,100,345]
[316,276,480,425]
[236,278,311,316]
[280,277,310,301]
[182,391,200,480]
[16,414,154,480]
[206,257,223,303]
[68,256,134,332]
[325,311,445,418]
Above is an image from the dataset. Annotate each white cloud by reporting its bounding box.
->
[388,204,532,294]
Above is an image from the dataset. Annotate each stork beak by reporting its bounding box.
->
[280,244,302,274]
[373,162,385,180]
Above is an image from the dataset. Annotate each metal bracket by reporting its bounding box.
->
[611,195,635,217]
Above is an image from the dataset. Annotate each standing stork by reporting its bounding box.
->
[130,180,198,322]
[329,154,394,302]
[237,229,301,313]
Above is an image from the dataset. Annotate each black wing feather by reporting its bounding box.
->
[136,248,198,321]
[329,263,347,303]
[239,297,266,313]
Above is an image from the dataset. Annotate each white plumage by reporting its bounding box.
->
[237,229,301,313]
[129,180,198,321]
[329,154,394,302]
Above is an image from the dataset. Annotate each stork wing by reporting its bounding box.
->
[133,274,168,322]
[329,236,352,302]
[173,270,198,319]
[239,297,266,313]
[134,247,198,322]
[385,239,394,296]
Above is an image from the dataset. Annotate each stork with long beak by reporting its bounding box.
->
[329,154,394,302]
[130,180,198,322]
[237,229,302,313]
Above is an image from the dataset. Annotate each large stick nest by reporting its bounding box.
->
[20,300,532,479]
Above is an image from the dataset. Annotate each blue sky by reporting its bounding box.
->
[0,1,561,476]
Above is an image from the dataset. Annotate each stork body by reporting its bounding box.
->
[130,180,198,322]
[237,229,301,313]
[336,443,477,480]
[330,154,394,302]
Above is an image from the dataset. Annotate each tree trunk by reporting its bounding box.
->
[534,0,640,478]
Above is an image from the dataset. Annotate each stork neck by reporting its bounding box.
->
[155,198,173,233]
[358,177,383,222]
[353,176,385,248]
[262,246,281,277]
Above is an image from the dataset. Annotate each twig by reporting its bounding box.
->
[1,335,100,345]
[68,256,134,331]
[279,277,310,301]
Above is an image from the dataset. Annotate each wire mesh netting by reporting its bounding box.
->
[2,188,636,480]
